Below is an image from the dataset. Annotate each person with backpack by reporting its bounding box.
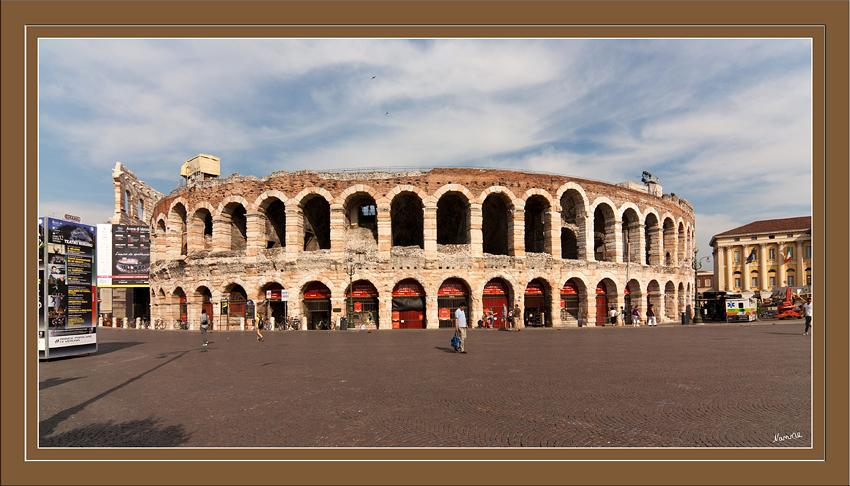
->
[632,306,641,327]
[454,304,468,353]
[200,309,210,346]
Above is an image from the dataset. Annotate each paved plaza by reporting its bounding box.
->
[38,321,812,448]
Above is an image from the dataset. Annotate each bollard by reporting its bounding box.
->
[136,317,141,329]
[98,316,103,327]
[122,317,128,329]
[240,317,245,331]
[269,316,276,330]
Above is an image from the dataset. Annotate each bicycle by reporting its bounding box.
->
[154,318,165,330]
[285,316,301,331]
[173,318,188,330]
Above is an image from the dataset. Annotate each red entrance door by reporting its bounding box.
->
[483,279,509,329]
[595,283,608,326]
[393,279,425,329]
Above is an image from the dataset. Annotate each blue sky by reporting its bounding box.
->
[38,38,812,269]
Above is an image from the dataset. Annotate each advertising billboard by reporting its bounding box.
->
[42,217,97,358]
[96,224,150,287]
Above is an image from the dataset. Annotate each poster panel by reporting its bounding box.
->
[43,217,98,358]
[97,224,150,286]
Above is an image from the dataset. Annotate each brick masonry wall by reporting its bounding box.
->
[146,168,696,330]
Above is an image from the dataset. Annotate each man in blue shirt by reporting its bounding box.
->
[455,304,468,353]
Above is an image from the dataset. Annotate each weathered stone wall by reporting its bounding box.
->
[146,168,696,330]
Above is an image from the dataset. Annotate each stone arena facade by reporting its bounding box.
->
[146,167,696,330]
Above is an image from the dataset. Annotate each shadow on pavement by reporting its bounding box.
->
[435,346,459,353]
[40,417,191,447]
[39,376,84,391]
[95,341,144,356]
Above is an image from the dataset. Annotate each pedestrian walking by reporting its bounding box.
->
[506,309,514,331]
[803,297,813,335]
[455,304,468,353]
[609,307,618,326]
[255,318,264,342]
[619,306,627,326]
[502,304,508,329]
[200,309,210,346]
[632,306,641,327]
[647,304,657,326]
[514,304,522,330]
[577,308,584,328]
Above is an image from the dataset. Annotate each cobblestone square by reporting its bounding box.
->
[38,321,811,448]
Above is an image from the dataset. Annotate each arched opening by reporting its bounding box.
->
[646,280,662,323]
[259,282,289,325]
[560,189,585,260]
[678,282,687,320]
[437,192,470,245]
[261,198,286,249]
[155,220,167,261]
[524,278,551,327]
[221,283,248,330]
[346,280,379,329]
[438,278,470,328]
[595,279,618,326]
[391,192,424,249]
[559,278,586,326]
[482,193,511,256]
[222,202,248,252]
[624,279,642,325]
[482,278,511,328]
[170,203,188,256]
[391,279,426,329]
[195,286,214,328]
[663,218,676,266]
[645,213,659,265]
[344,192,378,249]
[622,208,641,264]
[138,200,144,221]
[124,190,131,215]
[191,208,213,251]
[172,287,187,323]
[593,204,615,262]
[665,281,677,321]
[678,222,686,264]
[302,281,331,329]
[524,196,549,254]
[302,196,331,251]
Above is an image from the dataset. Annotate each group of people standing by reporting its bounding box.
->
[602,304,657,327]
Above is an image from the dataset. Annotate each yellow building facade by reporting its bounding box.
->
[710,217,811,293]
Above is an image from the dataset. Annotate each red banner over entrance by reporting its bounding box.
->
[438,278,468,296]
[562,281,578,295]
[349,281,378,298]
[483,279,508,295]
[393,280,425,296]
[304,282,331,299]
[596,283,607,295]
[525,280,544,295]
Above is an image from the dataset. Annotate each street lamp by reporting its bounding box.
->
[692,248,710,324]
[337,254,362,329]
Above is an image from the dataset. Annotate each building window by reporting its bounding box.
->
[787,234,793,238]
[752,277,758,287]
[734,278,741,288]
[805,232,811,236]
[769,235,775,239]
[733,238,740,242]
[769,248,775,260]
[734,251,740,262]
[707,277,712,287]
[788,276,795,286]
[751,236,757,240]
[806,274,811,285]
[805,246,811,258]
[770,276,776,287]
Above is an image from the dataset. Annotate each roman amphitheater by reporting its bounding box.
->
[121,156,697,330]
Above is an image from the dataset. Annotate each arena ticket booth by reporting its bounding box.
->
[482,278,509,329]
[560,280,579,325]
[438,278,469,328]
[595,282,608,326]
[303,282,331,330]
[264,284,289,324]
[524,279,546,327]
[392,279,425,329]
[347,280,379,329]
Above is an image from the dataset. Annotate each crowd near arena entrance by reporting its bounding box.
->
[303,282,331,330]
[437,278,469,328]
